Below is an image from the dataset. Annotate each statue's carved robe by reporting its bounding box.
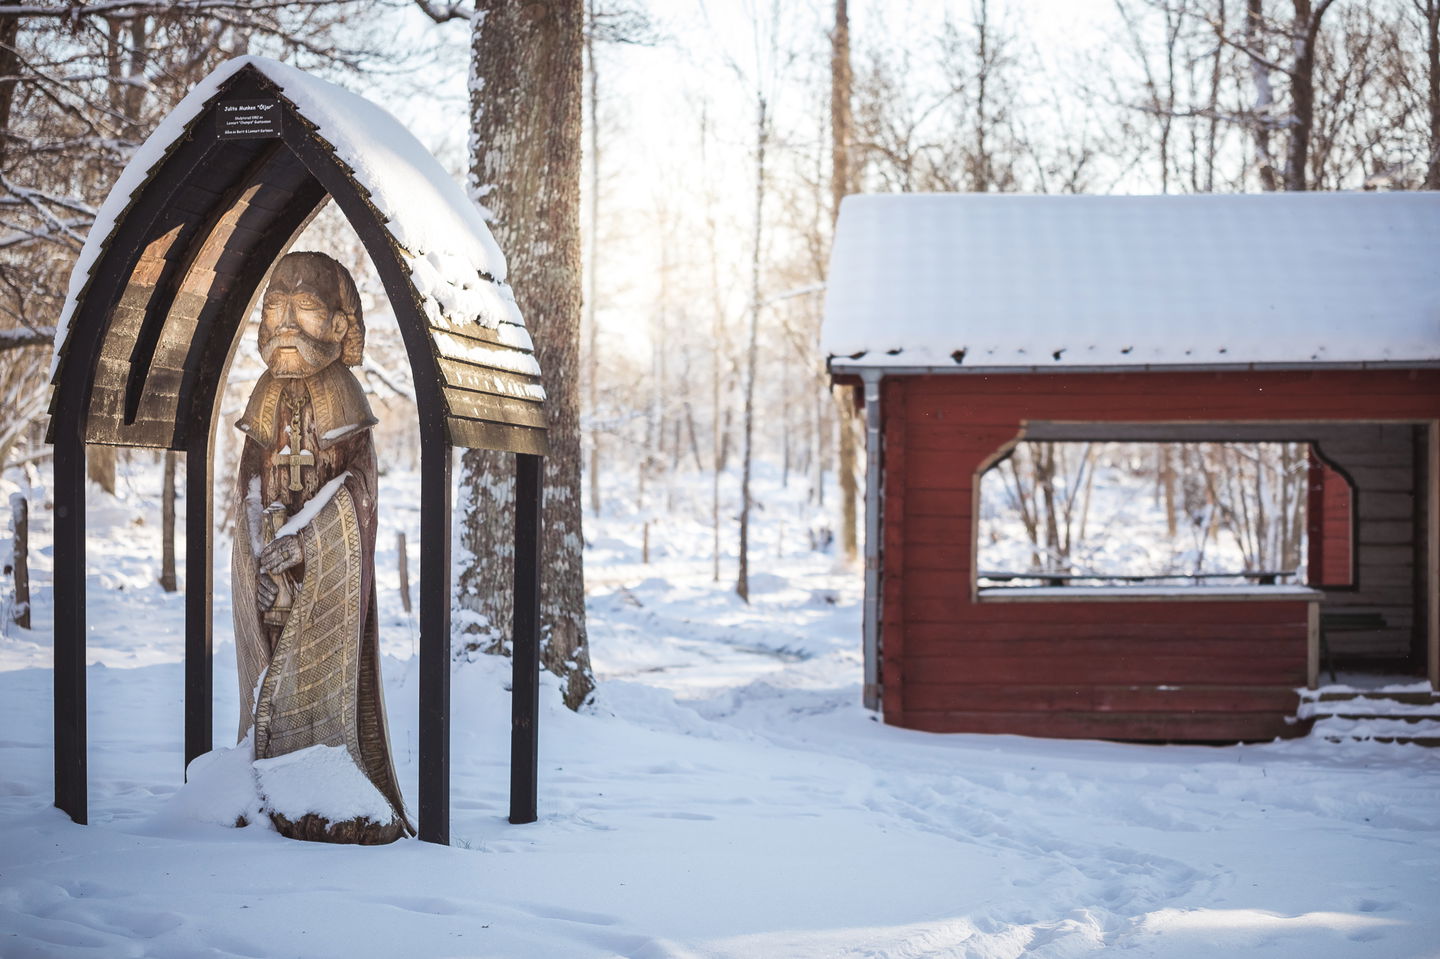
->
[231,362,409,835]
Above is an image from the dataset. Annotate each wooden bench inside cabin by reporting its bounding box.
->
[1316,610,1388,685]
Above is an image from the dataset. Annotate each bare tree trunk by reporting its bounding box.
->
[160,450,177,592]
[87,447,117,495]
[827,17,850,245]
[1419,0,1440,188]
[712,386,722,583]
[1157,2,1183,193]
[1115,0,1175,191]
[1281,0,1335,191]
[703,112,726,584]
[831,0,859,563]
[781,346,791,488]
[1205,1,1226,190]
[1284,446,1296,570]
[652,234,667,484]
[123,16,147,140]
[0,0,21,170]
[683,400,703,471]
[1038,444,1062,570]
[1246,0,1280,190]
[464,0,593,709]
[1162,446,1177,538]
[1003,454,1042,571]
[737,94,767,603]
[972,0,991,192]
[585,0,602,517]
[1076,447,1098,549]
[640,459,650,564]
[1286,444,1306,571]
[643,224,668,563]
[82,14,151,501]
[711,318,723,583]
[813,377,826,508]
[1254,448,1268,566]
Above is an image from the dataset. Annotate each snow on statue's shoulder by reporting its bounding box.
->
[821,192,1440,370]
[275,471,349,538]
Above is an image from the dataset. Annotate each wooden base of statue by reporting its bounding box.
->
[269,811,404,845]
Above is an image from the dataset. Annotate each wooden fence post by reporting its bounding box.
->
[397,531,412,613]
[8,494,29,629]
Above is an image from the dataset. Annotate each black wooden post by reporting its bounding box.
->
[509,452,543,825]
[52,432,87,824]
[417,436,453,844]
[183,435,213,771]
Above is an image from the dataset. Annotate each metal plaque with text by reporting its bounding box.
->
[218,99,282,140]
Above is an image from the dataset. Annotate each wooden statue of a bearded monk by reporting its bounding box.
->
[231,251,410,844]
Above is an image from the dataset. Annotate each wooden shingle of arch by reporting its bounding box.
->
[47,57,547,845]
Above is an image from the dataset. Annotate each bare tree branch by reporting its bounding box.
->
[0,325,53,351]
[0,1,374,18]
[411,0,472,24]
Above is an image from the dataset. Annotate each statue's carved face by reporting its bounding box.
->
[258,257,352,378]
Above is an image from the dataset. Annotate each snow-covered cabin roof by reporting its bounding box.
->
[49,56,545,455]
[822,193,1440,372]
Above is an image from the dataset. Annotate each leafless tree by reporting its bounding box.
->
[1109,0,1388,192]
[830,0,859,564]
[737,85,769,604]
[998,443,1098,573]
[986,441,1306,579]
[1113,0,1193,192]
[1203,442,1307,571]
[853,1,1081,194]
[1417,0,1440,187]
[582,1,656,519]
[944,0,1022,192]
[699,0,799,603]
[461,0,594,708]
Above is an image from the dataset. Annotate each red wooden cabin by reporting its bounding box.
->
[823,193,1439,741]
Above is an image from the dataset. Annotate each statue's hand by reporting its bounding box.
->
[257,574,278,611]
[260,534,303,575]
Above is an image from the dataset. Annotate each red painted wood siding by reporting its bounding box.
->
[1307,450,1354,586]
[881,368,1440,741]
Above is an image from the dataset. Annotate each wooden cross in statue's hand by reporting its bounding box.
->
[279,409,314,492]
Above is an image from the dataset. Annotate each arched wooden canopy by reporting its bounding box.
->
[47,57,546,845]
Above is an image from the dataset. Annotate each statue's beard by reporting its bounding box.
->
[260,332,342,378]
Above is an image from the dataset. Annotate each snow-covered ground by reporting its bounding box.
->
[2,459,1438,958]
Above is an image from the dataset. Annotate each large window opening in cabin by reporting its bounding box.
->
[978,441,1354,589]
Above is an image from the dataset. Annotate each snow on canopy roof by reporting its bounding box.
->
[822,192,1440,371]
[50,55,529,382]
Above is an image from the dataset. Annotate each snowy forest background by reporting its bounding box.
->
[2,0,1439,687]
